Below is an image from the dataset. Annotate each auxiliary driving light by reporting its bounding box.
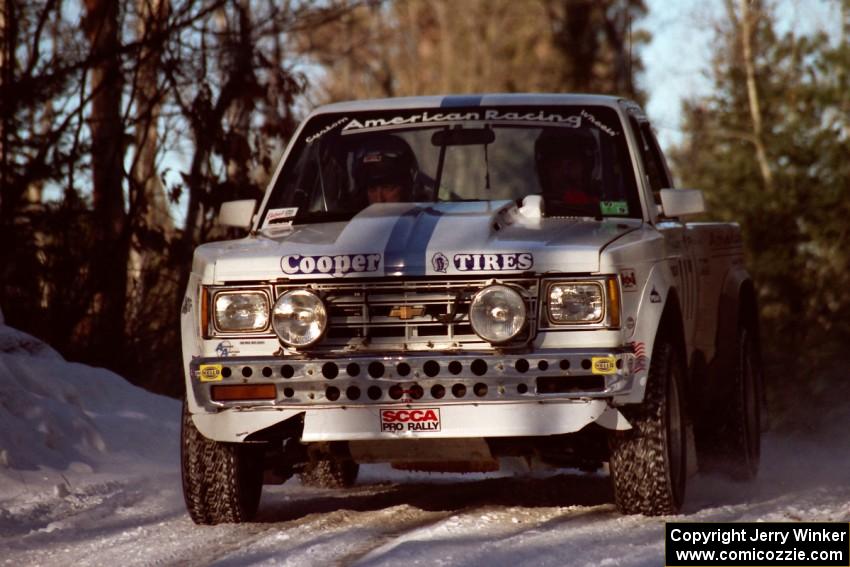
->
[469,284,526,343]
[272,289,327,347]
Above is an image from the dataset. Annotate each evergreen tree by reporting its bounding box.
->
[671,1,850,409]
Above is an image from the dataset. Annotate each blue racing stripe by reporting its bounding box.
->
[440,95,483,108]
[383,207,444,276]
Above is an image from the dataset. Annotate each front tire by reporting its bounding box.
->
[181,401,264,524]
[609,337,688,515]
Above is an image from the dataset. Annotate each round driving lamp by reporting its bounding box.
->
[469,285,526,343]
[272,289,327,347]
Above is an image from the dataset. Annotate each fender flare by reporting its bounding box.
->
[181,273,204,413]
[614,262,684,405]
[714,267,757,364]
[709,267,759,401]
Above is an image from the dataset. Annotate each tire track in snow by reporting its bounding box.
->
[349,502,626,567]
[334,475,612,565]
[161,471,614,566]
[244,472,613,566]
[337,505,478,566]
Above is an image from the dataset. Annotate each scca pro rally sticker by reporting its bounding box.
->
[380,408,441,433]
[281,253,381,276]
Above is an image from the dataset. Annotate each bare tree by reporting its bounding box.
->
[131,0,174,233]
[298,0,647,101]
[83,0,130,367]
[543,0,647,100]
[0,0,10,207]
[734,0,775,193]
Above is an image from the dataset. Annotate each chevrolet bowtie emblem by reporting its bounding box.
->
[389,306,425,320]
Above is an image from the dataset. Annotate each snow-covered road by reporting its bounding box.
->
[1,323,848,566]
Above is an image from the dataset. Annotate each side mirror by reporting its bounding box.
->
[219,199,257,229]
[659,189,706,217]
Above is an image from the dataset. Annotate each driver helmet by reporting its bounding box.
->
[534,128,597,193]
[352,134,419,198]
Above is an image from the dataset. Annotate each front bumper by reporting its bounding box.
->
[187,349,637,442]
[188,349,636,410]
[192,399,630,442]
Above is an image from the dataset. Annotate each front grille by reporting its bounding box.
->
[276,278,539,352]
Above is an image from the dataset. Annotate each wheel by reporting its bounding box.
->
[609,337,687,515]
[706,327,762,480]
[298,458,359,488]
[181,401,264,524]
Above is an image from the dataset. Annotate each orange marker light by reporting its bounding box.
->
[607,278,621,328]
[211,384,277,401]
[200,287,210,338]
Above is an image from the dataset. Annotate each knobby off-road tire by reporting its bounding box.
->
[181,401,264,524]
[707,327,761,480]
[298,459,359,488]
[609,337,688,515]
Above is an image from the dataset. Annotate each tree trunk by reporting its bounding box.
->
[127,0,172,347]
[223,0,255,198]
[738,0,775,194]
[0,0,15,217]
[84,0,128,368]
[549,0,597,92]
[434,1,451,93]
[132,0,172,234]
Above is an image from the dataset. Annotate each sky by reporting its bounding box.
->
[643,0,718,150]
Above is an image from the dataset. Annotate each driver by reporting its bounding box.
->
[352,135,419,204]
[535,130,599,207]
[367,181,403,204]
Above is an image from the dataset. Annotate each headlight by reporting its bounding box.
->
[214,292,269,332]
[469,285,526,343]
[272,289,327,347]
[547,282,605,323]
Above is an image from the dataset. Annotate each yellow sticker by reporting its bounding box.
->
[199,364,223,382]
[591,356,617,375]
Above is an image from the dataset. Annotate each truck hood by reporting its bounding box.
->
[196,201,640,282]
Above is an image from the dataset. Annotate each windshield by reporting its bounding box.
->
[262,105,640,226]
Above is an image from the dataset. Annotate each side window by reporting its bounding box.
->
[640,123,672,189]
[629,118,671,204]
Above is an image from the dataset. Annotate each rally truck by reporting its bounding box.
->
[180,94,764,523]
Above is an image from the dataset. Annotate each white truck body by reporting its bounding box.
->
[180,94,762,521]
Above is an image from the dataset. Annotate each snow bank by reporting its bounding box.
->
[0,324,179,476]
